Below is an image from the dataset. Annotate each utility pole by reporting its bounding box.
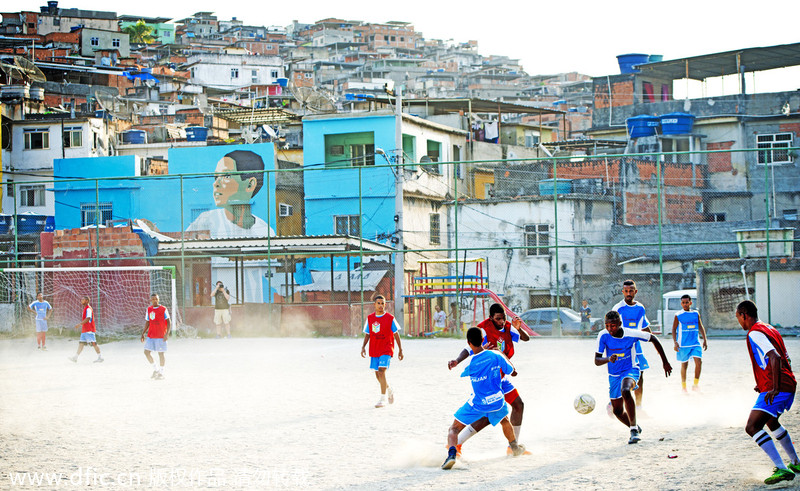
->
[394,86,404,328]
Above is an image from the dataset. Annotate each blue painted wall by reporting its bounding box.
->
[53,144,277,232]
[303,114,397,270]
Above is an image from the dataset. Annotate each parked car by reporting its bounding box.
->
[518,307,603,336]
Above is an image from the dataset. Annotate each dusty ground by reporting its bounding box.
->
[1,334,800,490]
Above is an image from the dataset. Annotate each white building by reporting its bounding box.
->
[1,116,114,215]
[446,195,614,312]
[184,54,284,91]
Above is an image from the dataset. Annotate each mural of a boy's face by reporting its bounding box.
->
[213,156,257,206]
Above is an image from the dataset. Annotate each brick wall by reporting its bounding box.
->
[48,227,147,266]
[594,80,634,109]
[625,192,703,225]
[707,141,734,172]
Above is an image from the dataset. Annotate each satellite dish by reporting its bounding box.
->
[288,81,337,113]
[94,90,135,121]
[241,125,261,144]
[261,124,277,140]
[0,55,46,84]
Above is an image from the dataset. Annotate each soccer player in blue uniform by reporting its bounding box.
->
[612,279,651,408]
[737,300,800,485]
[596,310,672,444]
[28,292,53,350]
[442,327,526,469]
[671,294,708,392]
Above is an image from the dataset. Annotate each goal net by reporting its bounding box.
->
[0,266,178,337]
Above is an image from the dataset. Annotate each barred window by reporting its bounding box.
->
[525,224,550,256]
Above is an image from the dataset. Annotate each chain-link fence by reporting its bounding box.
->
[1,144,798,337]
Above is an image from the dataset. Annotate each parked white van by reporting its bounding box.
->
[654,289,697,334]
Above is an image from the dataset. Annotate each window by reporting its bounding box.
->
[80,202,113,227]
[585,201,593,222]
[350,144,375,166]
[279,203,293,217]
[783,209,798,221]
[20,185,45,207]
[23,128,49,150]
[112,38,120,47]
[6,179,14,198]
[661,137,692,163]
[231,68,239,78]
[266,44,274,50]
[304,72,312,79]
[63,126,82,148]
[334,215,359,236]
[757,133,793,165]
[90,37,99,46]
[53,18,60,26]
[270,69,279,79]
[525,224,550,256]
[424,140,441,173]
[429,213,440,245]
[390,36,396,42]
[251,69,258,83]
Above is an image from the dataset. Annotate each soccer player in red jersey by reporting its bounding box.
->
[447,303,530,455]
[68,296,103,363]
[737,300,800,485]
[141,293,171,380]
[360,295,404,408]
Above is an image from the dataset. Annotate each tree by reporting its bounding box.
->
[123,20,155,44]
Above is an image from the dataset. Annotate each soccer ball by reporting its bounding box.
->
[573,394,596,414]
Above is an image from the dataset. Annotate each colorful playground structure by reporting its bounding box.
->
[406,258,535,337]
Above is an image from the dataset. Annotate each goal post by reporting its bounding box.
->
[0,266,178,337]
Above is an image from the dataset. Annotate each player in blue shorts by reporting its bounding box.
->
[442,327,526,469]
[671,294,708,392]
[28,292,53,350]
[612,279,651,408]
[737,300,800,485]
[595,310,672,444]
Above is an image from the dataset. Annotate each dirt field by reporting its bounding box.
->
[1,334,799,490]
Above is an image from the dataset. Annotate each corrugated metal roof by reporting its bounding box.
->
[157,234,395,256]
[295,270,388,292]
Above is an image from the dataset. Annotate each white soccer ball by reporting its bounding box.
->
[573,393,596,415]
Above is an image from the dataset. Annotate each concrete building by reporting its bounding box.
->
[183,53,283,91]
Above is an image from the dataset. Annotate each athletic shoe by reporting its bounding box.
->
[93,357,104,363]
[68,356,77,363]
[387,387,394,404]
[788,463,800,474]
[764,467,794,484]
[511,444,527,457]
[151,370,159,379]
[226,334,231,339]
[154,372,165,380]
[628,428,641,444]
[215,335,221,339]
[637,425,642,434]
[41,346,47,351]
[375,398,387,408]
[692,385,701,392]
[441,448,457,470]
[37,346,41,350]
[506,446,532,455]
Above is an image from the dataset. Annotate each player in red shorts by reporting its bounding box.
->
[447,303,530,455]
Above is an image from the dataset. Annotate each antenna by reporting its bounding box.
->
[240,125,261,144]
[94,90,134,121]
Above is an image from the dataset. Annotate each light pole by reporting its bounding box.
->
[393,87,404,328]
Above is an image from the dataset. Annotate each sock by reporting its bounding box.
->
[630,426,638,432]
[693,378,700,386]
[513,425,521,441]
[158,365,165,374]
[772,426,800,464]
[152,363,158,372]
[681,381,687,389]
[754,430,787,469]
[457,424,477,445]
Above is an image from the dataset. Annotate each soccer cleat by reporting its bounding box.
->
[375,398,387,408]
[764,467,794,484]
[68,356,77,363]
[507,446,532,455]
[788,463,800,474]
[41,346,47,351]
[154,372,165,380]
[94,357,104,363]
[691,385,701,392]
[37,346,41,350]
[511,444,527,457]
[628,428,641,444]
[151,370,159,379]
[226,334,231,339]
[441,447,457,470]
[387,387,394,404]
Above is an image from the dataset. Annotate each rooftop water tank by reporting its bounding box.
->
[626,115,660,138]
[16,212,46,235]
[617,53,650,74]
[660,113,695,135]
[120,129,146,144]
[539,179,573,196]
[185,126,208,142]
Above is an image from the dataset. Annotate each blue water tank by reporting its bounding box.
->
[44,216,55,232]
[648,54,663,63]
[185,126,209,142]
[660,112,695,135]
[626,115,660,138]
[0,214,11,234]
[276,77,288,87]
[539,179,573,196]
[617,53,650,74]
[16,213,46,235]
[121,130,146,144]
[345,93,355,101]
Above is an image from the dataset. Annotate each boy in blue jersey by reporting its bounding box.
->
[596,310,672,444]
[612,279,651,408]
[442,327,526,469]
[28,292,53,350]
[671,294,708,392]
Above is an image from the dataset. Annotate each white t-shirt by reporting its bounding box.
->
[433,310,447,328]
[186,209,274,238]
